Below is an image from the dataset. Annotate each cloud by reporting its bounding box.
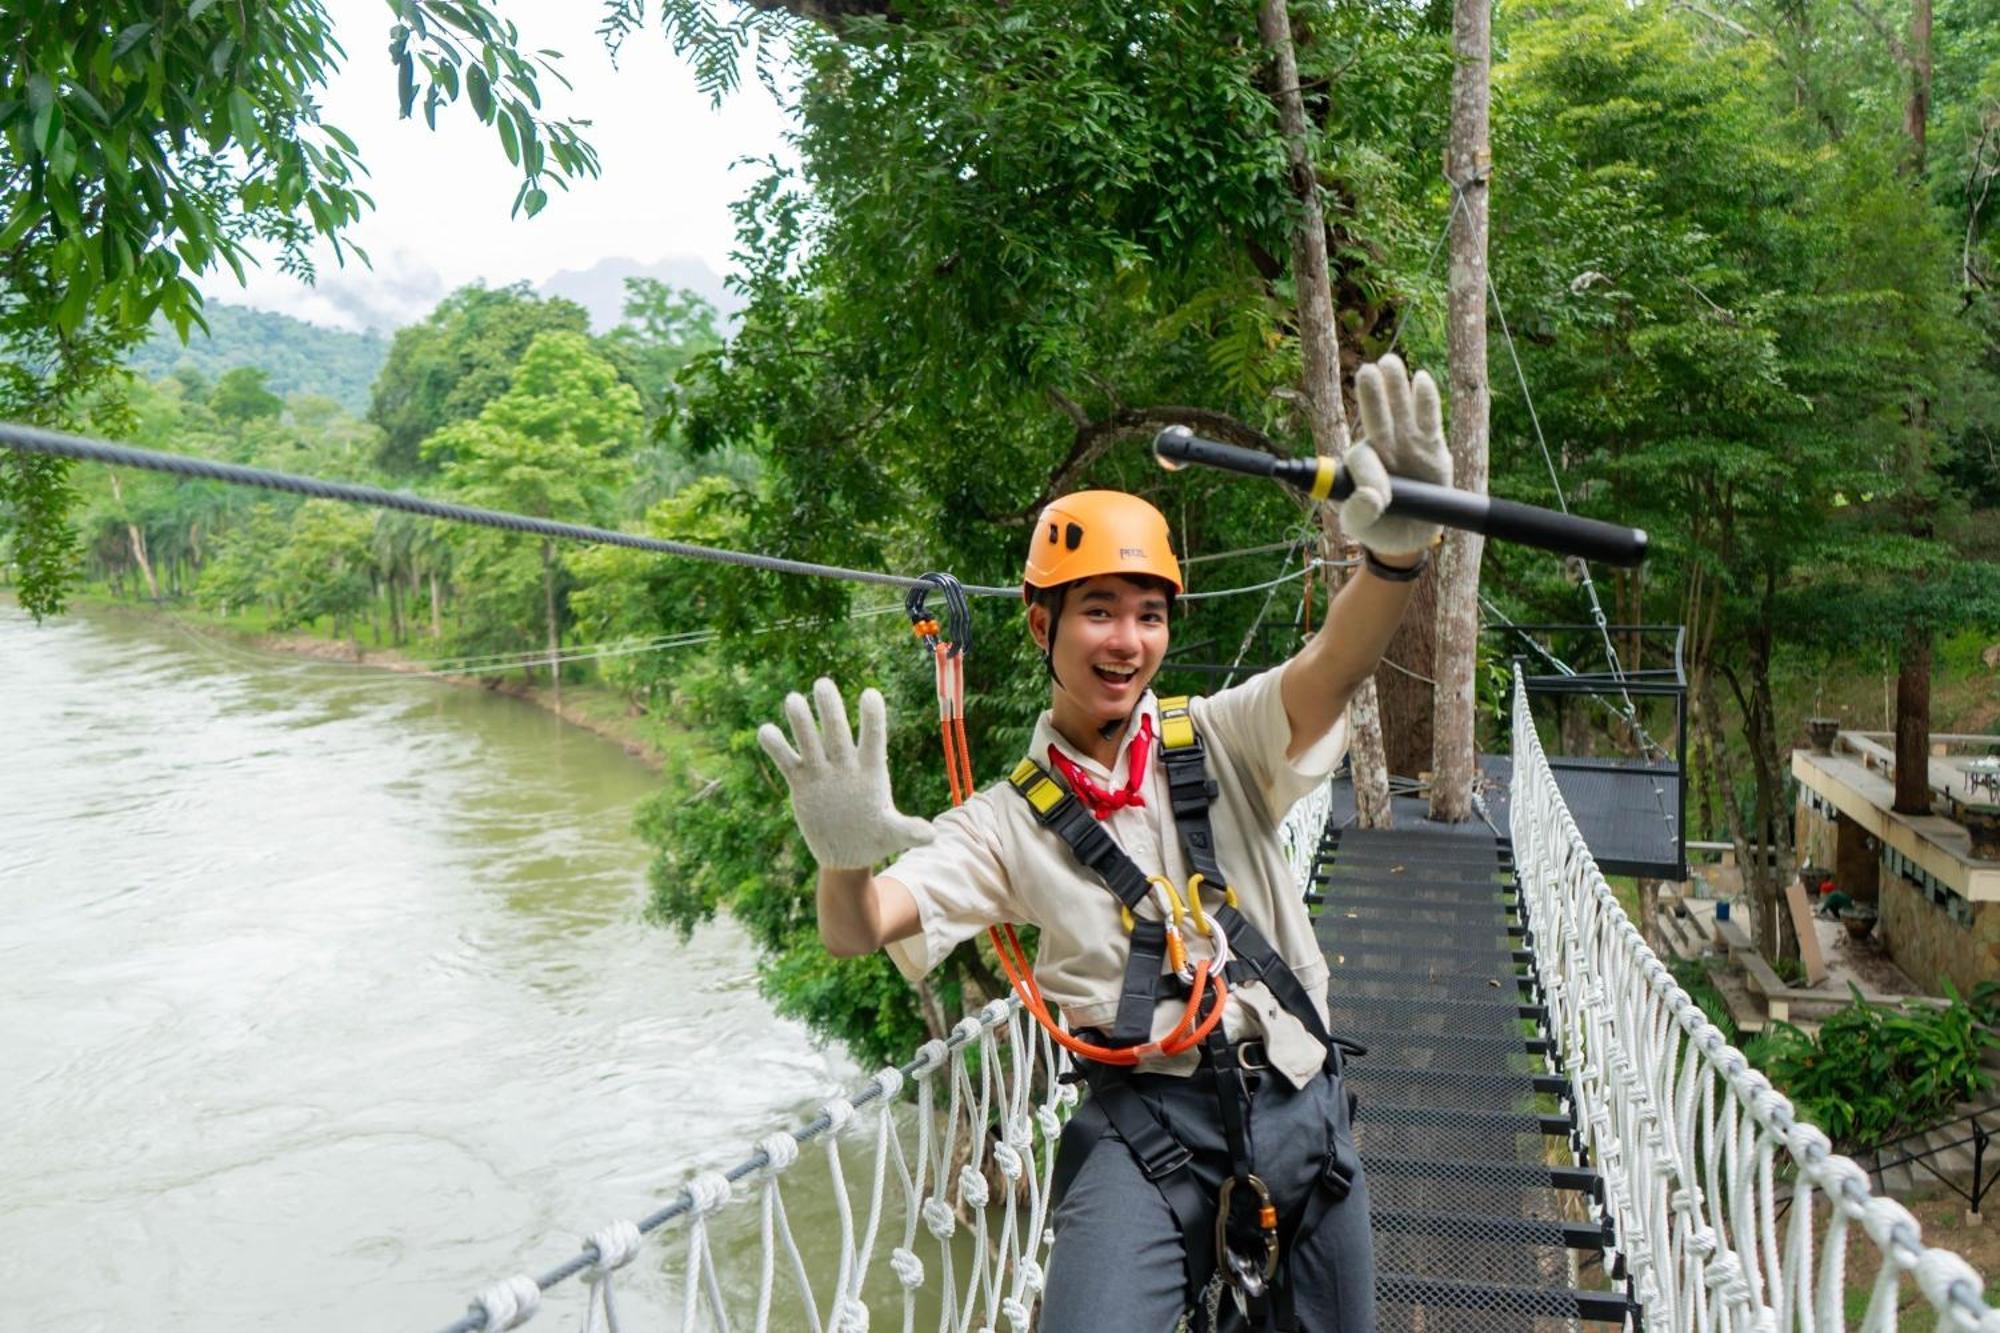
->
[199,246,451,335]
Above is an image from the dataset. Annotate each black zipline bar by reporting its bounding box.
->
[1311,820,1638,1332]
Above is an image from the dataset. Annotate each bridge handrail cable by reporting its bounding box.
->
[1510,665,1999,1333]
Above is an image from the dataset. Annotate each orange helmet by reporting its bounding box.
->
[1021,491,1183,598]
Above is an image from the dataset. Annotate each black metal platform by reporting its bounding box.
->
[1308,816,1637,1333]
[1479,755,1684,881]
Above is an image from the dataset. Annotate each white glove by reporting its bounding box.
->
[1340,354,1454,558]
[757,677,936,870]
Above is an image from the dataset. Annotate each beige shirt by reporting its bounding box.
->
[884,665,1347,1088]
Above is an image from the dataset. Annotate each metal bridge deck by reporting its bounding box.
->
[1308,810,1636,1332]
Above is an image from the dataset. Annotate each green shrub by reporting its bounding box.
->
[1748,984,1992,1151]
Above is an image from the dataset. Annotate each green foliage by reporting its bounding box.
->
[1745,986,1993,1151]
[383,1,601,219]
[424,329,638,656]
[209,367,283,426]
[124,302,389,415]
[370,283,592,474]
[266,499,376,636]
[0,2,602,615]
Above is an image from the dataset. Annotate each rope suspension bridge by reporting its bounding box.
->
[416,668,2000,1333]
[4,420,1994,1333]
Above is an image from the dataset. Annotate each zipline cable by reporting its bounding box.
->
[0,423,1339,610]
[0,423,1022,596]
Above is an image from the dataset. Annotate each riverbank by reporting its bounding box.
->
[4,586,691,773]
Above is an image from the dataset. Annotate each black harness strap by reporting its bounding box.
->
[1009,698,1351,1331]
[1009,757,1153,911]
[1087,1075,1214,1302]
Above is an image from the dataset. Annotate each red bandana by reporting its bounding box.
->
[1048,714,1154,821]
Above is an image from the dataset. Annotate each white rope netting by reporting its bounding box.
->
[446,786,1336,1333]
[451,999,1074,1333]
[1509,667,1999,1333]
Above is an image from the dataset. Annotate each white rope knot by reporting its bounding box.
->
[585,1219,641,1276]
[1750,1304,1780,1333]
[1001,1296,1033,1329]
[873,1065,905,1099]
[822,1097,857,1133]
[981,998,1013,1026]
[913,1039,950,1075]
[1705,1250,1750,1304]
[992,1140,1024,1180]
[959,1162,991,1208]
[472,1274,541,1330]
[952,1016,985,1044]
[890,1245,926,1289]
[1055,1081,1079,1107]
[922,1196,958,1239]
[687,1170,733,1215]
[759,1131,801,1173]
[1688,1224,1719,1260]
[1037,1105,1064,1139]
[832,1295,871,1331]
[1019,1258,1045,1293]
[1671,1185,1705,1216]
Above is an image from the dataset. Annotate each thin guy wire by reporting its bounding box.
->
[1480,594,1666,759]
[1221,533,1311,688]
[1486,277,1676,835]
[1385,183,1469,358]
[163,603,911,688]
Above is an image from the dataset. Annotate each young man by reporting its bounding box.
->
[759,355,1451,1331]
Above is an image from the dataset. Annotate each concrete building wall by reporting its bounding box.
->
[1878,872,2000,998]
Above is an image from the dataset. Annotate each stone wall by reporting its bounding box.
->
[1879,872,2000,998]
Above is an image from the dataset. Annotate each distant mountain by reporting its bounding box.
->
[538,255,741,333]
[127,302,389,416]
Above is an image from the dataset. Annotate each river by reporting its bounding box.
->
[0,601,868,1331]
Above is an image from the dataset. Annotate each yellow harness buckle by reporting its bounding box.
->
[1159,695,1197,751]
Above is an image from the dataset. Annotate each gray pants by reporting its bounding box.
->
[1040,1065,1375,1333]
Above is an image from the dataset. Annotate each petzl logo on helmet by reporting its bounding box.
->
[1120,547,1147,559]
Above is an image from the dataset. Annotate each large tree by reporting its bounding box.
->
[369,282,593,475]
[423,329,639,699]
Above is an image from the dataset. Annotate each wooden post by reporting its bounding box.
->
[1256,0,1393,826]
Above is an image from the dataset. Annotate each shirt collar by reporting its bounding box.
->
[1030,690,1160,784]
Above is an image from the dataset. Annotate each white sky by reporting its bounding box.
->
[204,0,797,333]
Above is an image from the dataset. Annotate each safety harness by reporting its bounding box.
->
[1007,696,1359,1330]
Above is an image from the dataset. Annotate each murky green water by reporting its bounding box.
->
[0,603,879,1331]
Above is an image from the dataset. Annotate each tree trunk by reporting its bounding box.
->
[1888,0,1933,819]
[1905,0,1931,174]
[1255,0,1392,827]
[1430,0,1493,823]
[387,573,405,645]
[1374,566,1437,778]
[541,539,562,706]
[429,570,444,638]
[104,469,159,601]
[1894,620,1934,815]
